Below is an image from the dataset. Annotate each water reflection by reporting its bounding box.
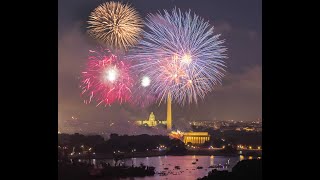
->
[210,155,214,166]
[78,155,259,180]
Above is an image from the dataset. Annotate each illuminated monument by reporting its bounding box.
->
[135,112,166,127]
[183,132,210,145]
[166,92,210,145]
[167,93,172,130]
[135,92,210,145]
[169,130,210,145]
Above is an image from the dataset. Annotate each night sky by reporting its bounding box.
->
[58,0,261,134]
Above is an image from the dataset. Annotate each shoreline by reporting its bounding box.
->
[70,152,260,160]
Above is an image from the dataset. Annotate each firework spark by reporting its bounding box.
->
[81,48,133,106]
[128,8,227,105]
[141,76,151,87]
[130,75,157,108]
[87,1,143,51]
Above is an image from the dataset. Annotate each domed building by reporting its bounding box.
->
[135,112,167,127]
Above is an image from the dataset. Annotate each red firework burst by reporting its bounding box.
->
[81,48,133,106]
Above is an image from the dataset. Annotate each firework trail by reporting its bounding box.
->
[87,1,143,51]
[128,8,227,105]
[81,48,133,106]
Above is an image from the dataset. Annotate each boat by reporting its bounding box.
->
[208,164,224,168]
[197,166,203,169]
[158,171,167,176]
[175,166,180,169]
[217,164,223,168]
[164,167,169,170]
[192,162,196,164]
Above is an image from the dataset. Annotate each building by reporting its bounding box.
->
[135,112,167,127]
[183,132,210,145]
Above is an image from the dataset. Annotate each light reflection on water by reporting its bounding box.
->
[210,155,214,166]
[82,155,259,180]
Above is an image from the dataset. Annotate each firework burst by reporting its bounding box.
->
[81,48,133,106]
[87,1,143,51]
[128,8,227,105]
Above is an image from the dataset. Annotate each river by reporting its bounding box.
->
[79,155,258,180]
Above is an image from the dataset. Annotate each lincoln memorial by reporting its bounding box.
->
[183,132,210,145]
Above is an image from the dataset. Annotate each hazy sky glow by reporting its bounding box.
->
[58,0,261,135]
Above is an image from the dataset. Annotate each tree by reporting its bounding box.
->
[167,139,187,155]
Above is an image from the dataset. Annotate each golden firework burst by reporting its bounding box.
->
[87,1,143,51]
